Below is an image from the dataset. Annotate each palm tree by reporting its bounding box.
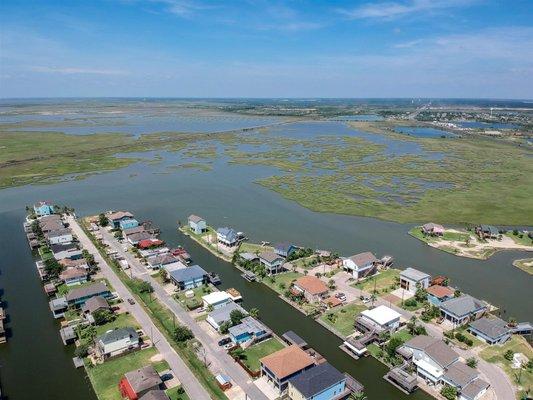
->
[249,308,259,318]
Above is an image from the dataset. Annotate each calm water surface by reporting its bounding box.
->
[0,119,531,399]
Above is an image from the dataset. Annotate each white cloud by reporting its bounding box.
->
[338,0,477,21]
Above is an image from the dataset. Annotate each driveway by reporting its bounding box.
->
[68,216,211,400]
[98,225,269,400]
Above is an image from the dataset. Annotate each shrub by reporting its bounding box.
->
[173,325,193,342]
[466,357,478,368]
[75,343,90,358]
[504,350,514,361]
[440,385,458,400]
[404,298,417,307]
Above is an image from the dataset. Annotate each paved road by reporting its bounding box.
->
[68,217,211,400]
[328,269,516,400]
[99,227,270,400]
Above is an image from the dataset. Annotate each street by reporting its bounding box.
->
[68,216,212,400]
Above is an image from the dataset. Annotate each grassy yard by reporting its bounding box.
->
[390,329,413,342]
[353,269,400,295]
[480,336,532,399]
[506,232,533,246]
[320,302,367,337]
[400,299,425,311]
[238,242,274,254]
[408,227,436,243]
[262,272,303,295]
[513,258,533,275]
[95,312,139,336]
[236,338,285,372]
[290,255,319,269]
[166,386,190,400]
[175,286,210,310]
[442,231,471,242]
[85,347,169,400]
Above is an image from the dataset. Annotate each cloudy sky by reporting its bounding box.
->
[1,0,532,98]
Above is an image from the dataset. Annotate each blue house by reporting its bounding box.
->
[228,316,271,344]
[188,215,207,235]
[34,201,54,216]
[288,363,349,400]
[274,243,297,258]
[169,265,208,290]
[119,218,139,230]
[426,285,455,306]
[216,227,238,247]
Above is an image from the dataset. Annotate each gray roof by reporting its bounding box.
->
[65,282,110,302]
[480,225,499,235]
[169,265,207,283]
[51,242,78,253]
[82,296,110,314]
[400,267,430,282]
[443,362,478,388]
[217,227,238,242]
[124,365,162,393]
[188,214,204,223]
[149,254,179,266]
[239,252,258,261]
[289,363,345,398]
[139,390,170,400]
[469,316,510,339]
[123,226,146,236]
[404,336,458,368]
[274,242,295,253]
[440,295,486,317]
[129,231,156,242]
[45,228,72,238]
[208,302,247,325]
[228,316,269,337]
[259,251,283,263]
[461,379,490,400]
[282,331,307,347]
[348,252,377,266]
[98,327,138,345]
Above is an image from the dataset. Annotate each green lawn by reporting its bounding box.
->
[166,386,190,400]
[513,258,533,275]
[237,338,285,372]
[95,312,139,336]
[353,269,400,295]
[238,242,274,254]
[175,286,209,310]
[390,329,413,342]
[400,299,425,311]
[506,232,533,246]
[85,347,169,400]
[320,302,367,337]
[442,231,471,242]
[290,255,319,269]
[480,336,532,399]
[262,272,303,295]
[408,227,436,243]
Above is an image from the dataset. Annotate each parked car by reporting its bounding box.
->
[337,293,347,302]
[161,373,173,381]
[223,343,234,350]
[362,296,371,304]
[127,298,135,305]
[218,337,232,346]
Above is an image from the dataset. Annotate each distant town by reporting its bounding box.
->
[16,200,532,400]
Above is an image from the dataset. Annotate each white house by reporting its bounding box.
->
[399,268,431,294]
[202,291,232,310]
[96,327,140,359]
[216,227,238,247]
[342,252,378,280]
[188,215,207,235]
[356,305,401,333]
[45,228,73,245]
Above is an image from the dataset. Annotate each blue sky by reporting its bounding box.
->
[1,0,532,98]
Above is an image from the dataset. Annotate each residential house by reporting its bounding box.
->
[51,243,83,260]
[459,379,490,400]
[169,265,208,290]
[476,225,500,240]
[442,362,480,395]
[260,345,315,394]
[206,301,248,331]
[39,214,64,233]
[292,276,329,303]
[82,296,111,316]
[107,211,134,229]
[139,391,170,400]
[468,316,512,345]
[426,285,455,306]
[399,335,459,384]
[119,365,162,400]
[399,268,431,294]
[120,218,140,231]
[440,295,487,327]
[422,223,444,236]
[259,251,285,275]
[202,291,233,310]
[123,226,146,238]
[355,305,401,334]
[96,327,140,359]
[342,252,378,280]
[137,239,164,250]
[188,215,207,235]
[216,227,238,247]
[65,282,112,306]
[59,267,88,286]
[128,232,156,246]
[49,297,68,318]
[281,331,308,349]
[287,362,349,400]
[274,243,298,258]
[146,254,182,271]
[228,316,271,344]
[34,201,54,216]
[45,228,73,245]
